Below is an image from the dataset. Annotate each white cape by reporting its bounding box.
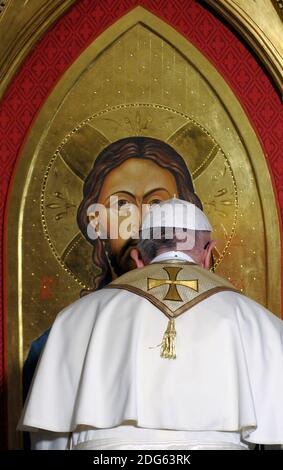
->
[18,287,283,444]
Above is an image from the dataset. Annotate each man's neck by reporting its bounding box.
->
[150,251,196,264]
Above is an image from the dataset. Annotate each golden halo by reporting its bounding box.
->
[41,103,238,288]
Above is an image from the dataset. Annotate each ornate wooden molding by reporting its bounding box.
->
[204,0,283,97]
[0,0,76,100]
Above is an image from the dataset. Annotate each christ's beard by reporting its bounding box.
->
[109,238,138,276]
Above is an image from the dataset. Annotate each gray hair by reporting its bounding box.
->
[138,227,210,264]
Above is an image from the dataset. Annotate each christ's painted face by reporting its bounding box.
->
[97,157,179,274]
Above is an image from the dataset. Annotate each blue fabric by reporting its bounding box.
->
[23,328,51,402]
[22,328,51,449]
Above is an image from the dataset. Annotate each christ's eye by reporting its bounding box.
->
[149,198,162,206]
[118,199,129,208]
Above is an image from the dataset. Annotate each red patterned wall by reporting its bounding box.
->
[0,0,282,444]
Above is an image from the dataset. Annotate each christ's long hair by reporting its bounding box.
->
[77,136,202,295]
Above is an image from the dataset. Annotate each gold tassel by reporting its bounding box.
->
[160,318,177,359]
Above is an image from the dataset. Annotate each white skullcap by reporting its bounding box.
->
[141,198,212,234]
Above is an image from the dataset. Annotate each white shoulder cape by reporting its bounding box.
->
[18,287,283,444]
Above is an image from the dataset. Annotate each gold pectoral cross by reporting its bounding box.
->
[147,266,198,302]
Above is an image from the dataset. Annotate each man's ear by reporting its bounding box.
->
[130,248,145,269]
[203,240,217,270]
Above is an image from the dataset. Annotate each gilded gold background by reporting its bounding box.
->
[18,13,280,359]
[20,20,272,357]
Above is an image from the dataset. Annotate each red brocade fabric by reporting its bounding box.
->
[0,0,282,441]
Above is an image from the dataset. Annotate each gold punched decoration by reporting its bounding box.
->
[40,104,238,289]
